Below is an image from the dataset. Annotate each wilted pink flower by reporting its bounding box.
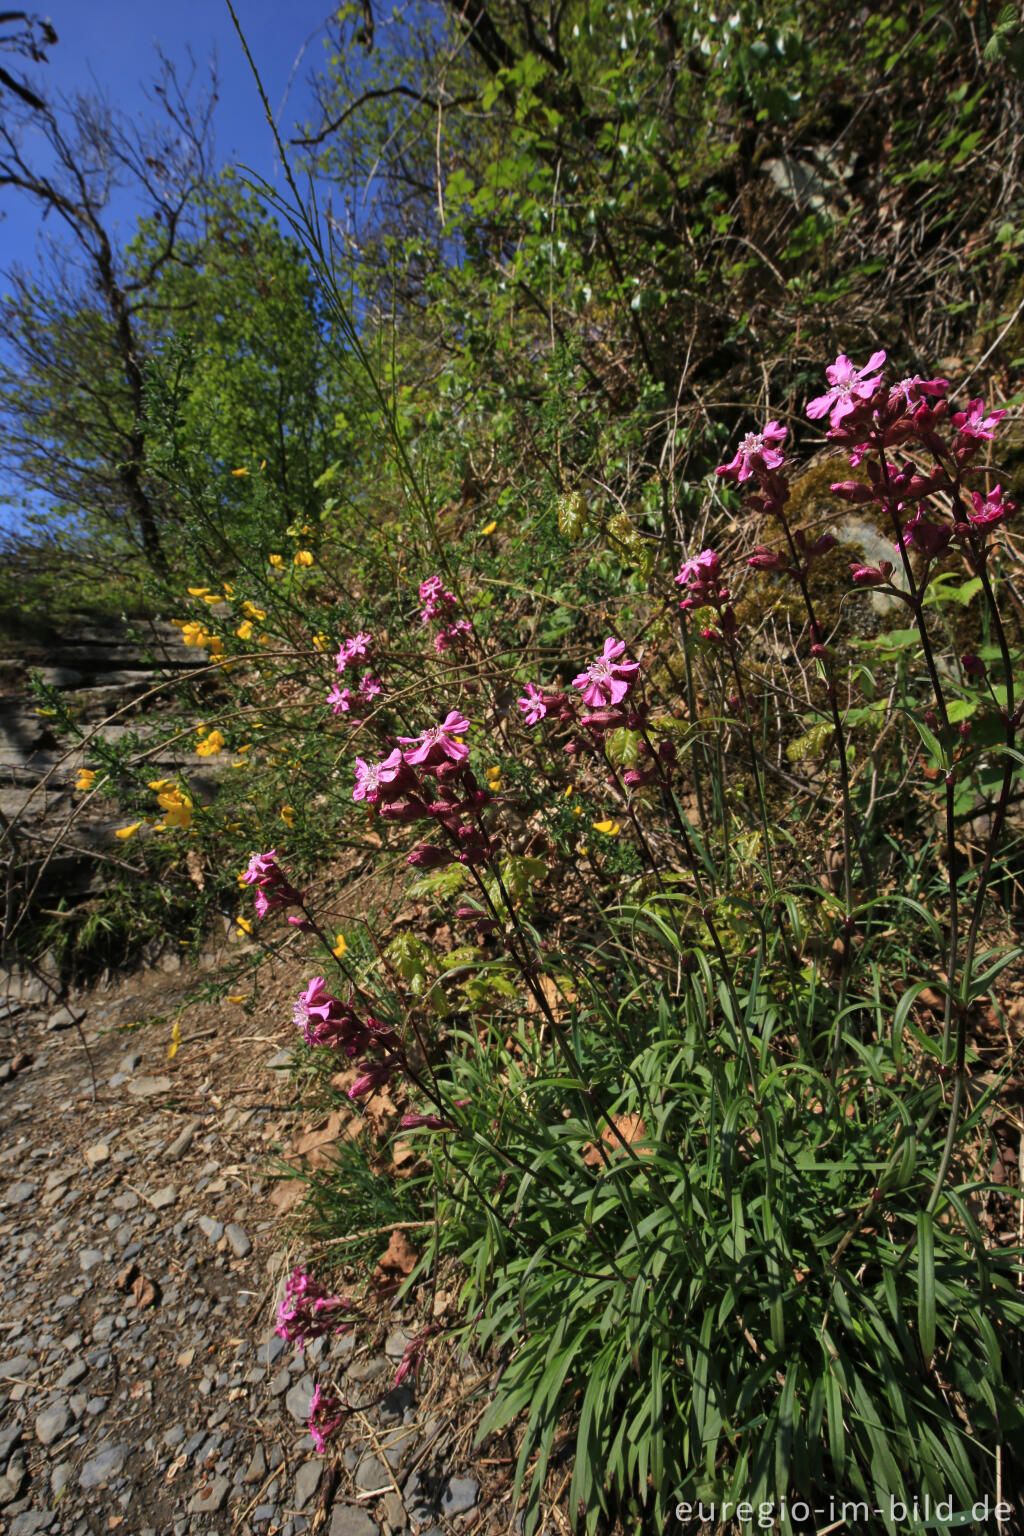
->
[572,638,640,708]
[716,421,787,482]
[399,711,471,767]
[327,683,355,716]
[961,652,986,678]
[831,479,874,504]
[969,485,1015,529]
[952,400,1005,442]
[434,618,472,653]
[349,1057,402,1100]
[401,1113,456,1131]
[276,1268,352,1348]
[309,1383,346,1455]
[336,632,373,672]
[243,850,304,916]
[406,844,454,869]
[294,979,370,1054]
[352,748,405,804]
[807,350,886,431]
[394,1328,433,1387]
[898,514,952,559]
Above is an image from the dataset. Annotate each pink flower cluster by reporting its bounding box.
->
[352,711,497,871]
[276,1267,354,1348]
[294,978,406,1099]
[418,575,472,654]
[331,631,383,716]
[241,850,305,919]
[675,550,739,646]
[518,637,642,740]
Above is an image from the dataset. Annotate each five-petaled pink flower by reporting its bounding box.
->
[336,632,373,672]
[399,710,471,767]
[807,350,886,431]
[327,683,355,716]
[675,549,722,588]
[418,575,457,625]
[358,673,383,701]
[952,400,1006,442]
[352,749,405,804]
[887,375,948,410]
[572,638,640,709]
[969,485,1015,529]
[716,421,787,482]
[518,682,548,725]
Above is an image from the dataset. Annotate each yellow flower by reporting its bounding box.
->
[187,586,211,597]
[236,621,254,640]
[241,602,266,622]
[148,778,175,792]
[75,768,97,792]
[155,787,193,831]
[593,819,621,836]
[231,467,249,477]
[294,550,314,567]
[332,934,347,959]
[180,621,207,647]
[269,554,284,568]
[202,593,221,606]
[573,805,582,816]
[206,636,224,656]
[481,520,497,536]
[259,459,267,470]
[223,583,234,596]
[196,729,225,757]
[236,915,252,935]
[312,632,331,651]
[226,994,246,1004]
[115,822,142,840]
[486,765,501,780]
[236,743,252,753]
[167,1020,182,1061]
[280,805,296,827]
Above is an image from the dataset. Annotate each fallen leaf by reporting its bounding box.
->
[186,849,205,889]
[374,1230,418,1283]
[582,1114,648,1167]
[268,1179,306,1214]
[131,1272,159,1309]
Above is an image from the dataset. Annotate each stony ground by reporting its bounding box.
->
[0,960,510,1536]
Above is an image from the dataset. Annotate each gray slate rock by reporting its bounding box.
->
[294,1459,322,1510]
[225,1222,251,1257]
[126,1075,172,1098]
[198,1216,224,1244]
[35,1403,72,1446]
[442,1477,479,1516]
[285,1373,315,1424]
[355,1454,390,1494]
[329,1509,378,1536]
[79,1440,127,1488]
[188,1475,231,1514]
[0,1354,33,1380]
[79,1249,104,1273]
[6,1182,36,1204]
[9,1511,54,1536]
[164,1121,199,1161]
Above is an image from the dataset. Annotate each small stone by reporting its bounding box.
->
[0,1462,25,1505]
[79,1248,104,1273]
[0,1420,22,1462]
[285,1374,315,1424]
[9,1511,53,1536]
[148,1186,176,1211]
[119,1052,143,1072]
[85,1396,107,1415]
[84,1144,109,1168]
[384,1328,414,1360]
[0,1355,33,1381]
[57,1359,87,1389]
[269,1365,291,1397]
[197,1216,224,1244]
[51,1460,73,1497]
[355,1454,390,1494]
[294,1459,322,1509]
[256,1335,285,1367]
[126,1075,172,1098]
[187,1475,231,1513]
[383,1492,405,1529]
[5,1182,35,1204]
[35,1403,72,1446]
[441,1477,479,1516]
[164,1121,198,1161]
[79,1440,127,1488]
[347,1357,385,1383]
[224,1223,251,1258]
[329,1509,378,1536]
[243,1446,266,1483]
[112,1191,139,1212]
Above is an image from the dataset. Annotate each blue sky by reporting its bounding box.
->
[0,0,337,530]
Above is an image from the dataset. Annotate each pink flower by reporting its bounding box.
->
[518,682,548,725]
[969,485,1015,529]
[675,548,721,588]
[746,546,788,572]
[406,844,455,869]
[309,1383,346,1455]
[294,979,370,1054]
[394,1328,433,1387]
[400,1113,455,1130]
[898,514,951,559]
[349,1057,402,1100]
[327,683,355,716]
[358,673,383,701]
[276,1268,352,1348]
[572,638,640,708]
[888,375,948,410]
[336,632,373,672]
[434,619,472,653]
[242,850,304,915]
[399,710,471,767]
[352,749,405,804]
[716,421,787,482]
[806,350,887,431]
[952,400,1005,442]
[242,850,280,886]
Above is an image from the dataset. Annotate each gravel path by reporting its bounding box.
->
[0,967,496,1536]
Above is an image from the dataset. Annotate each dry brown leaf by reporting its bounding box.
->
[186,849,205,889]
[582,1114,648,1167]
[268,1179,306,1214]
[131,1272,159,1309]
[374,1229,418,1283]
